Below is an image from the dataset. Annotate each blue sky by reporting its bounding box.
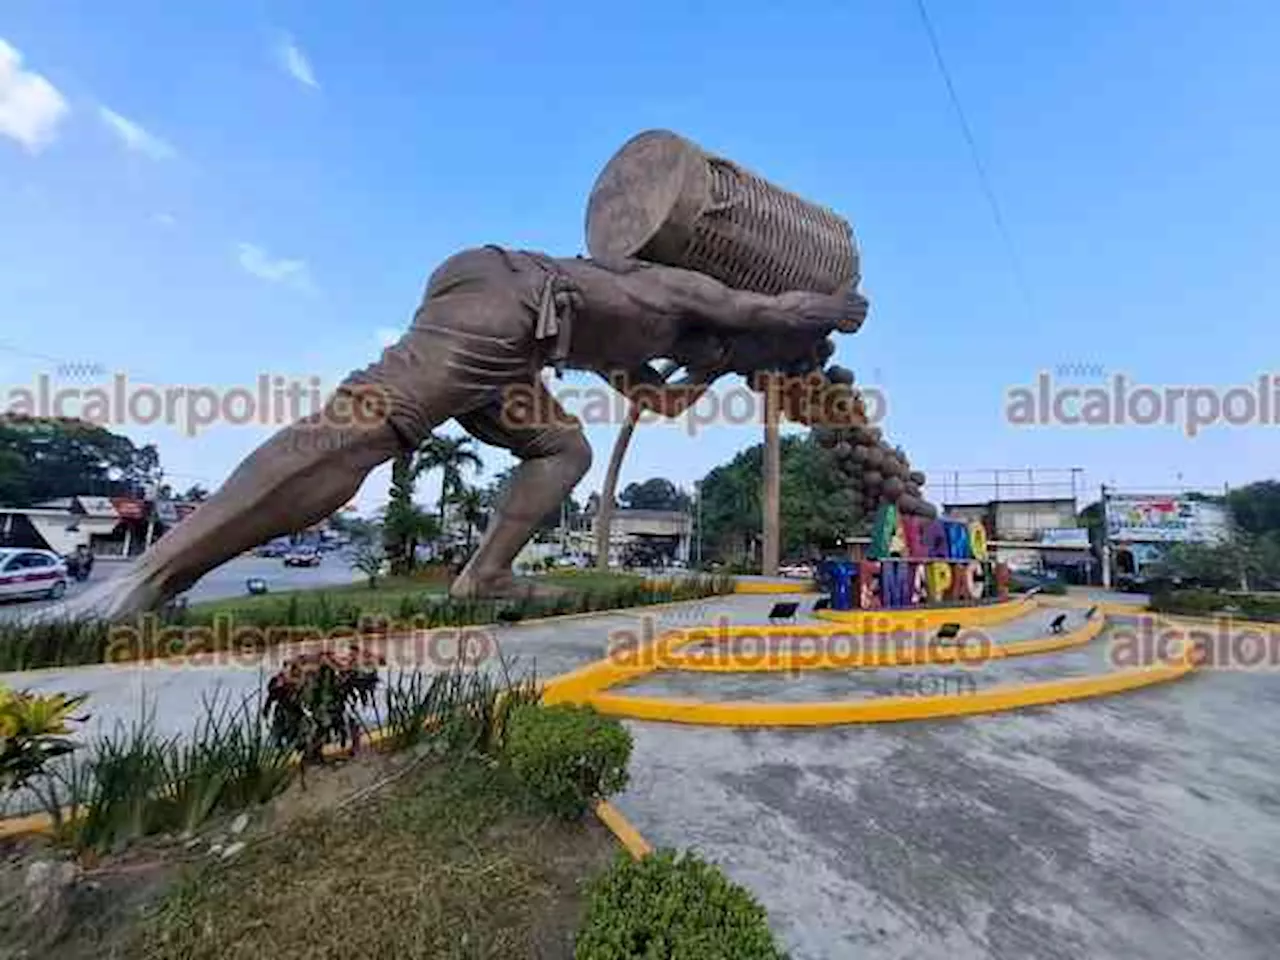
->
[1,0,1277,516]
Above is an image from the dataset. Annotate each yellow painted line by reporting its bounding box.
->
[594,799,652,859]
[733,580,816,594]
[1035,597,1148,615]
[585,658,1195,727]
[813,597,1033,629]
[662,615,1106,672]
[541,629,693,704]
[0,810,57,839]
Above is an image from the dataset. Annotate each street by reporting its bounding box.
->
[0,554,361,623]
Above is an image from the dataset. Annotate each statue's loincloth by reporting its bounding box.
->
[340,246,574,450]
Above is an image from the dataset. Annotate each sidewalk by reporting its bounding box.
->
[0,594,785,745]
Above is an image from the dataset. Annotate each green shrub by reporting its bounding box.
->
[0,575,735,672]
[381,660,542,758]
[503,704,631,819]
[1,687,87,795]
[575,850,787,959]
[263,647,382,766]
[32,692,294,853]
[1149,588,1280,622]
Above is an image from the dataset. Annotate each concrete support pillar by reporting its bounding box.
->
[761,377,781,577]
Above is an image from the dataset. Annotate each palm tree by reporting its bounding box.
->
[381,496,440,576]
[454,485,488,555]
[413,434,483,530]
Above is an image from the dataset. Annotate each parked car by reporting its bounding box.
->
[1008,568,1061,593]
[0,548,70,601]
[256,542,289,558]
[283,547,322,567]
[779,562,815,580]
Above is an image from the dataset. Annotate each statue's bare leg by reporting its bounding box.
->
[450,378,591,599]
[44,397,413,622]
[46,274,539,621]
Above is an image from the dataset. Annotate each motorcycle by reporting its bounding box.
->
[64,552,94,582]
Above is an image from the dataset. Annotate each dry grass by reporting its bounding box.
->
[131,757,618,959]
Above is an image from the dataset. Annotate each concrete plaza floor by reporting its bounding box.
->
[5,591,1277,959]
[612,663,1280,959]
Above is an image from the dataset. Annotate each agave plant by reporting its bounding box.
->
[0,686,89,793]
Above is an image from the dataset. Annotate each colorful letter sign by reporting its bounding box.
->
[860,504,1008,610]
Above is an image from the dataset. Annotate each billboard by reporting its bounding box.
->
[1105,495,1229,543]
[1039,527,1090,547]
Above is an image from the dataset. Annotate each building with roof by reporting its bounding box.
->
[0,494,201,557]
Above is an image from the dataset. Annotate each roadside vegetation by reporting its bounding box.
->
[0,647,787,959]
[0,572,734,672]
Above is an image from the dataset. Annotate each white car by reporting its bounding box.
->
[0,548,70,601]
[779,563,815,580]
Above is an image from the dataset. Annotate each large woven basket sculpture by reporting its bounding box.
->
[585,129,857,296]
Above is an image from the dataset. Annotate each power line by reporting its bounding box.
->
[913,0,1034,310]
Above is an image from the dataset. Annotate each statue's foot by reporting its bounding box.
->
[23,569,166,626]
[449,569,570,602]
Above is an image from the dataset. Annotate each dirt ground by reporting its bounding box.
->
[0,750,620,959]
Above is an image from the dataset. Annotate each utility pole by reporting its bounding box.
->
[694,480,703,568]
[1100,483,1112,589]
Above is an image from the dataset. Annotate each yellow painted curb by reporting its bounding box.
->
[733,580,817,595]
[814,597,1032,629]
[586,658,1195,727]
[662,615,1106,672]
[541,630,692,705]
[0,810,56,840]
[594,800,652,859]
[1037,597,1149,616]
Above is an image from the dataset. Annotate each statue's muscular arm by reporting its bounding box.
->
[561,256,868,337]
[556,256,866,417]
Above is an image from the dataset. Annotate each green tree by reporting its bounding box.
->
[454,485,488,555]
[414,434,483,527]
[1227,481,1280,536]
[0,416,161,505]
[697,434,860,564]
[349,542,386,589]
[382,454,437,575]
[619,478,690,512]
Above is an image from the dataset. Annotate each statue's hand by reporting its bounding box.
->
[776,288,869,334]
[723,332,834,378]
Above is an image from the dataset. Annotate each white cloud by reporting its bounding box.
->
[152,212,177,228]
[236,242,315,292]
[0,38,70,153]
[375,328,402,349]
[98,106,176,160]
[276,35,318,89]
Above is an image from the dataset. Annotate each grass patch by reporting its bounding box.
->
[1149,588,1280,622]
[133,758,619,960]
[29,691,295,854]
[0,574,734,671]
[189,575,447,618]
[540,571,644,591]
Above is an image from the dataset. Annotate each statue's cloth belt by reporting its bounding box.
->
[485,245,578,377]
